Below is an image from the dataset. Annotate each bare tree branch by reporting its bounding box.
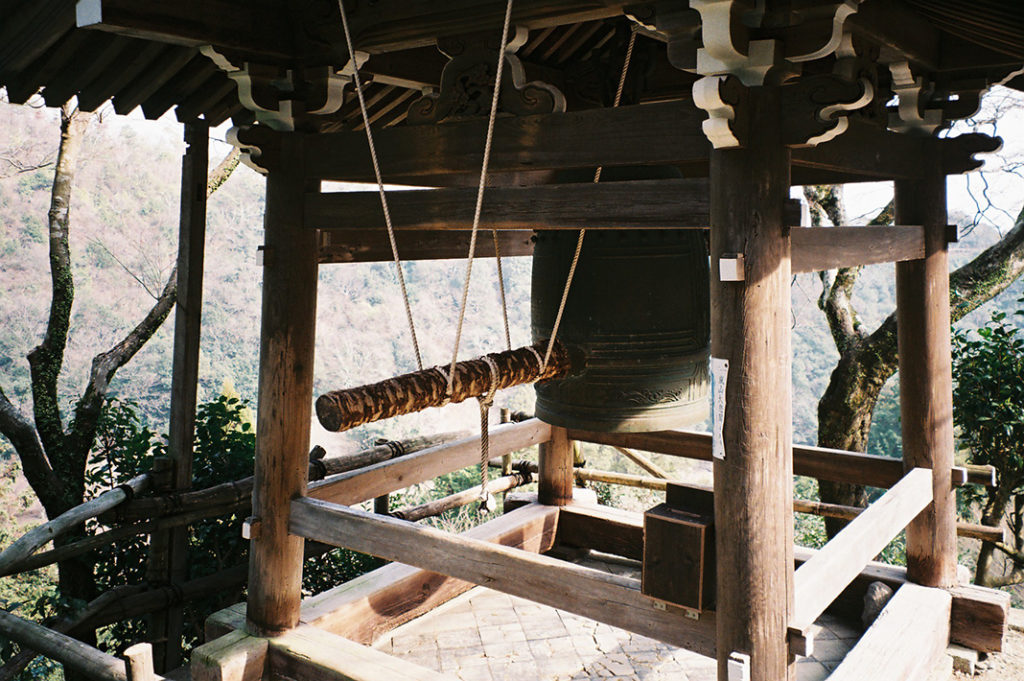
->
[207,147,242,197]
[66,145,242,461]
[0,387,63,506]
[68,267,177,455]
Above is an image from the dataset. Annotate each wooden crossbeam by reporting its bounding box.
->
[231,102,1000,186]
[792,545,1009,654]
[789,468,934,654]
[290,497,717,656]
[791,226,925,273]
[567,428,996,489]
[827,584,950,681]
[306,179,715,232]
[319,229,534,263]
[307,419,550,505]
[299,101,709,182]
[300,503,559,643]
[548,503,1009,654]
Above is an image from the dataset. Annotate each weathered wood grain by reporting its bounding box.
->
[790,468,933,650]
[710,85,794,679]
[290,497,717,656]
[245,137,317,636]
[827,584,950,681]
[306,179,714,231]
[307,419,551,506]
[791,225,925,273]
[300,503,559,643]
[896,153,958,588]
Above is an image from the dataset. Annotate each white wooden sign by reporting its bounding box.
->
[711,357,728,460]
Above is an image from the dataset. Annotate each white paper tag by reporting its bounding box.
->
[711,357,728,460]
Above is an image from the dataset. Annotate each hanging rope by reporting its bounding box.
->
[541,28,637,371]
[447,0,516,397]
[337,0,423,370]
[476,355,500,512]
[492,232,512,351]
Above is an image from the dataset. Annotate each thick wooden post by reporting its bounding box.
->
[246,136,318,636]
[538,426,573,505]
[148,121,208,671]
[895,152,957,588]
[710,86,795,681]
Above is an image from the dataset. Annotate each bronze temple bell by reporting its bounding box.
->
[531,166,711,433]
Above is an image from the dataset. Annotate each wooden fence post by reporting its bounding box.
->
[148,121,208,670]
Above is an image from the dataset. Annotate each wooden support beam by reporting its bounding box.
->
[245,137,318,637]
[548,466,1001,542]
[827,584,950,681]
[307,419,551,506]
[268,625,451,681]
[549,506,1009,654]
[306,179,715,232]
[613,446,672,479]
[319,229,534,263]
[794,545,1010,654]
[556,502,644,561]
[191,629,267,681]
[709,85,794,680]
[290,497,717,656]
[896,147,958,588]
[568,428,996,489]
[791,226,925,273]
[149,119,209,672]
[539,426,573,506]
[300,101,709,182]
[298,503,559,643]
[789,468,933,654]
[235,102,999,186]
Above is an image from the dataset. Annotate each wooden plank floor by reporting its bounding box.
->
[372,556,863,681]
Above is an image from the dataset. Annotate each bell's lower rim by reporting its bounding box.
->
[535,399,710,433]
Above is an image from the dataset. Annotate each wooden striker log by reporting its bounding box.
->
[316,341,573,432]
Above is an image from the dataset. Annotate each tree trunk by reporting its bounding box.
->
[812,194,1024,543]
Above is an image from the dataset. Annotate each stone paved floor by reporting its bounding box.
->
[374,557,862,681]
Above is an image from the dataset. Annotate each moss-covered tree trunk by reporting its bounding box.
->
[0,106,240,676]
[808,186,1024,541]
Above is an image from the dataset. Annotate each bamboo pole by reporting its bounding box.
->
[2,433,471,578]
[315,341,572,432]
[612,446,672,479]
[0,608,129,681]
[0,586,146,681]
[111,432,468,522]
[390,473,530,522]
[0,474,150,576]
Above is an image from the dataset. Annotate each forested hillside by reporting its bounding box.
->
[1,98,1022,467]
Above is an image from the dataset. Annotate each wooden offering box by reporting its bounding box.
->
[642,484,715,612]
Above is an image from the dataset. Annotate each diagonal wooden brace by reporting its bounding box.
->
[316,341,573,432]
